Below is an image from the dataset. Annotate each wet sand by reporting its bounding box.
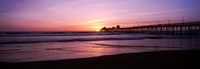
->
[1,49,200,69]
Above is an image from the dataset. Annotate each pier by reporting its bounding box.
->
[100,22,200,35]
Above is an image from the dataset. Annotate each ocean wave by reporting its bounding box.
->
[0,32,125,36]
[0,36,162,44]
[93,43,197,49]
[1,32,199,44]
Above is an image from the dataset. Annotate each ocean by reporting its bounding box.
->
[0,32,200,63]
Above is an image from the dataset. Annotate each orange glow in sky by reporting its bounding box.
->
[84,19,107,31]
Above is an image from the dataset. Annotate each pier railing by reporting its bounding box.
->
[101,22,200,35]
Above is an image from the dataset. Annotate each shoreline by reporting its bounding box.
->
[1,49,200,69]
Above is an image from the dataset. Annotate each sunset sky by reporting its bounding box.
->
[0,0,200,31]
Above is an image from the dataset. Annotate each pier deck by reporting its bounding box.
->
[101,22,200,35]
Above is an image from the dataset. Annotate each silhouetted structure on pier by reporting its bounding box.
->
[100,27,109,32]
[100,22,200,35]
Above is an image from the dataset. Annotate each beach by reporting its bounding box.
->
[1,49,199,69]
[0,32,200,69]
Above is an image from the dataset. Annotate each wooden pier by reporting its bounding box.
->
[100,22,200,35]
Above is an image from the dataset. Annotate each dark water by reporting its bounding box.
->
[0,32,200,63]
